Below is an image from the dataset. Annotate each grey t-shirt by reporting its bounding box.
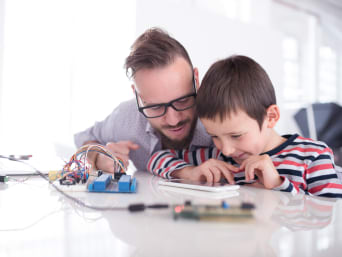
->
[74,99,213,171]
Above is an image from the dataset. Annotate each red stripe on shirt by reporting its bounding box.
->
[307,163,334,174]
[156,155,173,171]
[273,160,307,168]
[147,152,160,171]
[277,147,324,155]
[184,149,189,163]
[200,148,206,162]
[310,183,342,194]
[291,180,305,192]
[297,136,314,141]
[160,160,184,177]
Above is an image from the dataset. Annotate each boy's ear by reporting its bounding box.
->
[266,104,280,128]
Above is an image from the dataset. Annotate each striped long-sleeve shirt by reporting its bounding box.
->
[147,134,342,198]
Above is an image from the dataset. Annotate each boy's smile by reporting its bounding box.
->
[201,108,284,164]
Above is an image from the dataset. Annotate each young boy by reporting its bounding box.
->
[147,55,342,198]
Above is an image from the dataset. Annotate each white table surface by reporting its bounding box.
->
[0,171,342,257]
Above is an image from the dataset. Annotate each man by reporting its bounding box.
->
[74,28,213,172]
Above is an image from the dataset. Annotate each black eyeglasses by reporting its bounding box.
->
[135,76,197,118]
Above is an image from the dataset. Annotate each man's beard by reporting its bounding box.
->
[158,116,198,150]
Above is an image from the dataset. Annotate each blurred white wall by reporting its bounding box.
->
[136,0,283,85]
[135,0,292,134]
[0,0,341,157]
[0,0,4,141]
[135,0,342,136]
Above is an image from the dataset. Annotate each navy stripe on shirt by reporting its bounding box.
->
[306,174,338,184]
[277,169,302,177]
[151,151,171,171]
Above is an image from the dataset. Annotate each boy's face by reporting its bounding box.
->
[201,108,277,165]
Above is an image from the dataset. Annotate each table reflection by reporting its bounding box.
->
[237,185,337,231]
[99,179,338,256]
[271,194,335,231]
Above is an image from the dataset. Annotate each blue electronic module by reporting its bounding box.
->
[88,174,137,193]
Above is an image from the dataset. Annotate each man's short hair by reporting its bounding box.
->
[196,55,276,129]
[125,27,193,78]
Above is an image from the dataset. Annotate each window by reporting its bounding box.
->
[0,0,136,154]
[318,46,337,102]
[282,37,301,107]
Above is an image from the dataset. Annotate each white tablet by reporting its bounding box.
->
[159,184,239,199]
[158,179,239,192]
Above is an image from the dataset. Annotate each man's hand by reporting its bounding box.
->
[172,159,238,184]
[240,155,283,189]
[94,141,139,173]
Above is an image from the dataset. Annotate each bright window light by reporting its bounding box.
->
[0,0,136,156]
[318,46,337,102]
[282,36,302,106]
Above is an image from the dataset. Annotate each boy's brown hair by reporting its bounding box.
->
[196,55,276,129]
[125,27,193,78]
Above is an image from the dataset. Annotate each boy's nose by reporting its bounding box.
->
[164,106,182,126]
[221,144,235,157]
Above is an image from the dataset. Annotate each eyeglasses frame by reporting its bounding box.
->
[135,75,197,118]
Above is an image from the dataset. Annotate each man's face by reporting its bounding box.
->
[201,110,274,165]
[134,57,198,149]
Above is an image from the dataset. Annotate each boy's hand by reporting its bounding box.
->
[172,159,238,184]
[240,155,283,189]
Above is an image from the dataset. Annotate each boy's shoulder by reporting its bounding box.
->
[281,134,332,160]
[271,134,333,168]
[273,134,331,158]
[291,135,330,151]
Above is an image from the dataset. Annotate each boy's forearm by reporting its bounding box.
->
[147,150,193,178]
[171,166,195,179]
[265,172,284,189]
[273,176,301,196]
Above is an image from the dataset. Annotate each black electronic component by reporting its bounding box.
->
[0,175,9,183]
[59,177,76,185]
[128,203,170,212]
[97,170,103,177]
[114,171,126,180]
